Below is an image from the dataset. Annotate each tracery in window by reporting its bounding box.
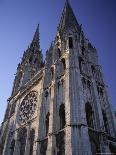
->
[85,102,94,129]
[19,91,37,124]
[59,104,66,130]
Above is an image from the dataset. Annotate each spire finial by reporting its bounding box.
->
[32,24,40,50]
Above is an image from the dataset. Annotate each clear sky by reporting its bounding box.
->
[0,0,116,124]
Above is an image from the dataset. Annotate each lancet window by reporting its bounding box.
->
[85,102,95,129]
[40,139,48,155]
[102,110,109,133]
[45,112,50,136]
[59,104,66,130]
[69,37,73,49]
[56,131,65,155]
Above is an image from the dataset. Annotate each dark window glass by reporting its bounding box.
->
[56,131,65,155]
[61,59,66,71]
[58,48,61,58]
[85,103,94,128]
[69,37,73,49]
[59,104,66,129]
[102,110,109,133]
[40,139,48,155]
[46,112,50,136]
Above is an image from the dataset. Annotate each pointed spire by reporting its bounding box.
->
[58,0,79,32]
[32,24,40,50]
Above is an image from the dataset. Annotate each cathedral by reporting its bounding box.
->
[0,0,116,155]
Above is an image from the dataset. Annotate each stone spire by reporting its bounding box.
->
[11,25,43,96]
[58,0,79,33]
[31,24,40,50]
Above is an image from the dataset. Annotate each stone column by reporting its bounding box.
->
[33,80,44,155]
[65,126,72,155]
[91,78,104,130]
[13,130,20,155]
[64,51,72,155]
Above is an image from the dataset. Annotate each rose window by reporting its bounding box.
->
[19,91,37,123]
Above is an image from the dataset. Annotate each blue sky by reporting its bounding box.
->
[0,0,116,124]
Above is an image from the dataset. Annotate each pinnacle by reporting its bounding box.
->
[32,24,40,50]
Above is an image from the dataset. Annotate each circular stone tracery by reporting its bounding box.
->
[19,91,37,124]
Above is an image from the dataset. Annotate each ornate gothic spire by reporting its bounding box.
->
[58,0,79,33]
[11,25,43,96]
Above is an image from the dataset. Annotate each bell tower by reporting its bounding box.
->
[12,25,43,96]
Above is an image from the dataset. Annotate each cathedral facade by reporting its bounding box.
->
[0,1,116,155]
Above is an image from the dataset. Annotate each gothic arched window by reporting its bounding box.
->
[18,127,27,155]
[29,129,35,155]
[69,37,73,49]
[58,48,61,58]
[40,139,48,155]
[46,112,50,136]
[91,65,95,76]
[79,57,83,73]
[102,110,109,133]
[61,58,66,73]
[10,139,15,155]
[56,131,65,155]
[59,104,66,130]
[85,102,94,129]
[29,56,33,63]
[51,67,54,80]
